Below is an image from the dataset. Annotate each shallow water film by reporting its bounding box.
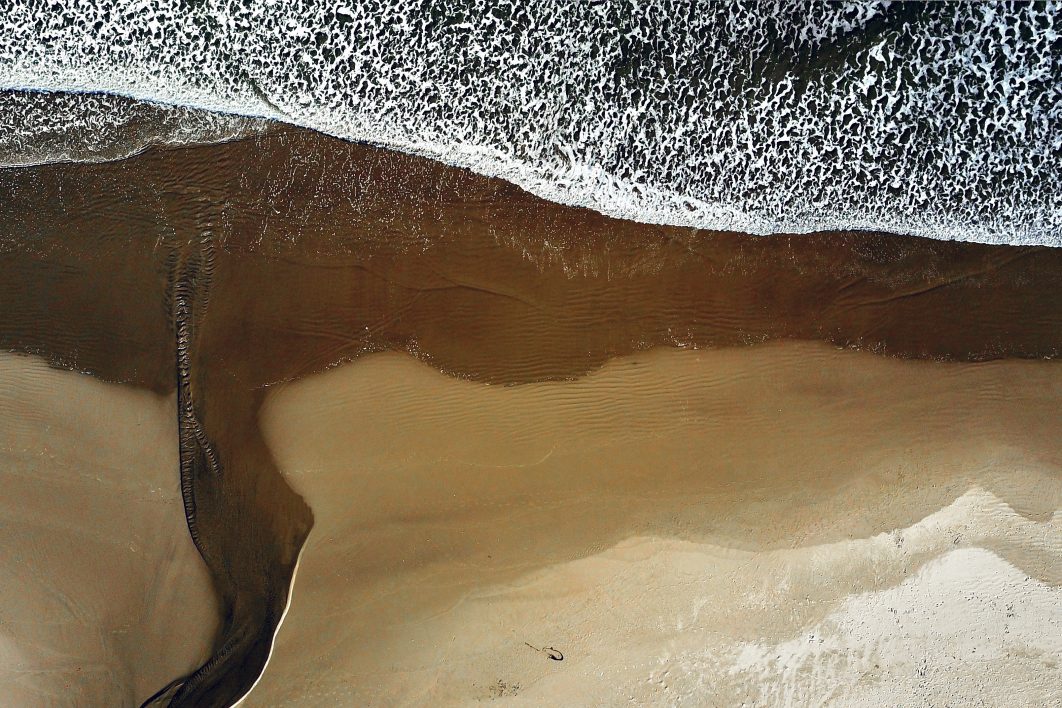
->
[1,3,1061,707]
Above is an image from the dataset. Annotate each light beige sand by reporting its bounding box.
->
[249,342,1062,706]
[0,353,218,706]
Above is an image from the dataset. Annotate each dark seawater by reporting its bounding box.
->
[1,2,1059,244]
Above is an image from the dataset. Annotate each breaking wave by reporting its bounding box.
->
[0,90,269,167]
[1,1,1059,245]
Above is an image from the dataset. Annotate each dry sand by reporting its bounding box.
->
[0,353,217,706]
[246,342,1062,706]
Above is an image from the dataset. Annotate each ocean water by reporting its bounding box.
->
[1,1,1059,245]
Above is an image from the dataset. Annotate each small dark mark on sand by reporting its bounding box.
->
[525,642,564,661]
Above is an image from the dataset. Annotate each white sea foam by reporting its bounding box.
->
[0,1,1058,245]
[0,90,269,167]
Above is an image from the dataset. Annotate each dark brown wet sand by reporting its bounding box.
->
[0,128,1060,706]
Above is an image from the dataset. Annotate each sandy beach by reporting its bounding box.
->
[246,342,1062,705]
[0,353,217,705]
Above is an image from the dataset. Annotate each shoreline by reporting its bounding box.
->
[0,81,1058,247]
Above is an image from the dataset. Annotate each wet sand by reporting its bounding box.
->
[245,343,1062,705]
[0,128,1060,705]
[0,353,217,705]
